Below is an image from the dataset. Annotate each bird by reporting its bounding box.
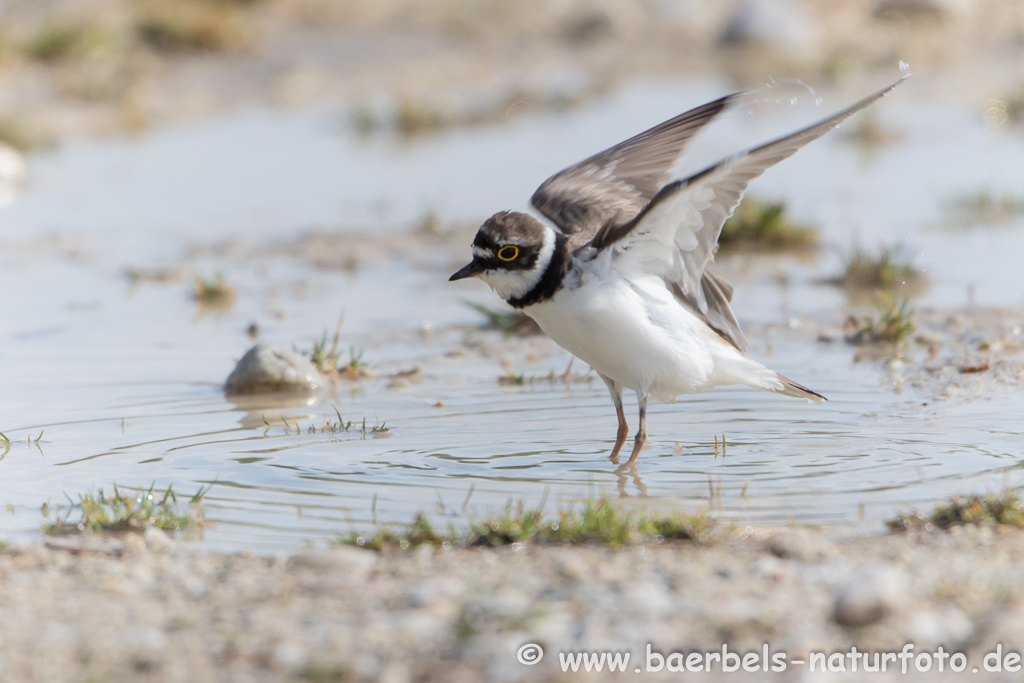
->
[451,78,906,464]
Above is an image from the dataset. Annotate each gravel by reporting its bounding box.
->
[3,523,1024,681]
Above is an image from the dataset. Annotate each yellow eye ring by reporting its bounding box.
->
[497,245,519,261]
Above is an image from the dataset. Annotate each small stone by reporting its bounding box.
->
[751,555,791,581]
[833,564,906,627]
[273,641,306,671]
[122,532,148,555]
[817,328,842,343]
[719,0,819,52]
[0,142,26,209]
[292,546,377,580]
[768,528,834,561]
[144,527,174,552]
[905,606,973,646]
[876,0,950,20]
[224,343,323,395]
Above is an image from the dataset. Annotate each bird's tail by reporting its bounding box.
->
[773,374,827,403]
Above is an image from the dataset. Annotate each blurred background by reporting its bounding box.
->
[0,0,1023,550]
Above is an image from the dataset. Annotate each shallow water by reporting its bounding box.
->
[1,72,1023,551]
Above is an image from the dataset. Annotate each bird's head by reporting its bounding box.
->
[449,211,557,303]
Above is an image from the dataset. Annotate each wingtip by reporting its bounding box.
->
[776,374,827,403]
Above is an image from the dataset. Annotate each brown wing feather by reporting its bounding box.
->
[531,95,735,250]
[587,77,908,353]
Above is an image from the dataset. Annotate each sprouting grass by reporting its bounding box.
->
[888,489,1024,531]
[718,198,818,251]
[340,496,716,551]
[337,347,374,379]
[349,87,596,139]
[498,367,592,387]
[841,110,901,150]
[43,484,210,535]
[190,272,236,308]
[262,405,390,437]
[137,0,253,53]
[295,330,342,373]
[21,22,122,64]
[394,97,449,137]
[124,266,183,284]
[23,23,85,62]
[838,244,920,290]
[465,301,539,336]
[843,294,914,344]
[944,190,1024,228]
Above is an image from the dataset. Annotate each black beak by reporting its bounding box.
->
[449,260,483,281]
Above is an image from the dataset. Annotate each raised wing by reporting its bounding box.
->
[589,77,907,351]
[530,94,735,250]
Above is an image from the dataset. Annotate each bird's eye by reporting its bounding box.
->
[497,245,519,261]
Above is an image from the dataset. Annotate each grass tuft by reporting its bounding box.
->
[264,405,389,437]
[22,22,122,64]
[944,190,1024,228]
[394,97,449,137]
[841,110,901,150]
[137,1,253,53]
[888,489,1024,531]
[191,272,236,309]
[719,198,818,251]
[24,23,85,62]
[340,496,715,551]
[838,244,919,290]
[43,484,209,535]
[498,367,592,387]
[295,330,342,373]
[843,294,914,344]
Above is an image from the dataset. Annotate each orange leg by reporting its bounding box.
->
[609,400,629,461]
[625,393,648,464]
[600,373,628,462]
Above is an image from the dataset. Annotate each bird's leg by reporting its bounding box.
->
[610,400,629,461]
[626,391,649,464]
[599,374,629,462]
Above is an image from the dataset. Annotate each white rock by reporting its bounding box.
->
[833,564,906,627]
[720,0,819,52]
[273,640,307,671]
[0,143,26,210]
[904,605,973,646]
[751,555,791,581]
[769,528,835,561]
[292,546,377,580]
[224,343,323,395]
[144,527,174,552]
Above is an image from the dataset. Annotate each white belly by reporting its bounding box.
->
[525,270,722,401]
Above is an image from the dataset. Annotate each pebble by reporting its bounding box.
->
[833,563,906,627]
[904,605,974,647]
[224,343,323,394]
[768,528,835,562]
[0,143,26,209]
[144,526,175,552]
[719,0,818,52]
[291,546,377,580]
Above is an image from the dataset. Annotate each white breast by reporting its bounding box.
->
[525,261,723,402]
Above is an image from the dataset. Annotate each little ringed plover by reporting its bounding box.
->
[451,77,906,464]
